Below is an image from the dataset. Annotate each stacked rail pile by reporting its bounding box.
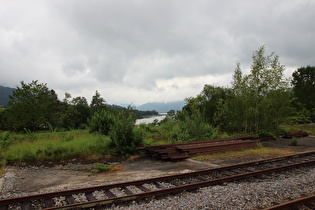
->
[138,136,260,160]
[281,130,309,139]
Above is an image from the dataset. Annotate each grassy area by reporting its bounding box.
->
[280,123,315,135]
[0,123,313,173]
[1,130,111,165]
[192,147,296,162]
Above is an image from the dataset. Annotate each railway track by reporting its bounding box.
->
[265,194,315,209]
[1,151,315,210]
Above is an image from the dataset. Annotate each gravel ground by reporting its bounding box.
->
[106,166,315,209]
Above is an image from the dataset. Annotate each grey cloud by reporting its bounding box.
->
[1,0,315,104]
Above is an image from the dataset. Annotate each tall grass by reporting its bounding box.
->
[280,124,315,135]
[2,130,111,164]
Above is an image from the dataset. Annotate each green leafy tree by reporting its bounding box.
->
[71,96,90,128]
[183,85,231,126]
[7,80,61,131]
[90,90,106,113]
[291,66,315,111]
[248,45,287,132]
[215,46,290,133]
[58,92,76,129]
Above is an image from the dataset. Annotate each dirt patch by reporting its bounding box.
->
[1,136,315,196]
[262,136,315,152]
[0,158,214,195]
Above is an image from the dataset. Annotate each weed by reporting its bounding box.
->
[24,128,37,140]
[280,124,315,136]
[90,163,112,173]
[61,134,74,142]
[3,130,111,164]
[47,122,57,133]
[0,131,13,148]
[290,137,299,146]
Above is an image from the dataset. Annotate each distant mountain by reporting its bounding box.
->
[137,101,185,113]
[0,85,15,106]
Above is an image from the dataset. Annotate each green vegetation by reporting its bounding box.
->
[89,163,112,173]
[1,130,110,165]
[279,124,315,135]
[0,46,314,169]
[109,116,144,157]
[289,137,300,146]
[88,110,116,135]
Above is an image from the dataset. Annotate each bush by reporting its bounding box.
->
[109,117,144,157]
[290,137,299,146]
[0,131,13,148]
[90,163,112,173]
[88,110,116,135]
[168,112,216,142]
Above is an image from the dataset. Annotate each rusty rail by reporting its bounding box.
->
[280,130,308,139]
[1,151,315,209]
[138,136,260,160]
[265,194,315,209]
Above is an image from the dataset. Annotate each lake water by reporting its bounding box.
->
[135,114,166,125]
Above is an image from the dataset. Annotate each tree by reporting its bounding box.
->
[90,90,106,113]
[248,46,287,132]
[7,80,61,131]
[199,85,231,125]
[215,46,290,133]
[291,66,315,111]
[71,96,90,128]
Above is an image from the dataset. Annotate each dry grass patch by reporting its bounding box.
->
[192,147,296,162]
[0,166,4,177]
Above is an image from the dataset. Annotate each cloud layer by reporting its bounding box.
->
[1,0,314,105]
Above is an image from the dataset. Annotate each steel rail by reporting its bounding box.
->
[45,160,315,210]
[265,194,315,210]
[1,151,315,209]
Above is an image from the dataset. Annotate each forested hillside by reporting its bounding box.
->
[0,85,14,106]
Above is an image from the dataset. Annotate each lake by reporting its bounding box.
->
[135,114,166,125]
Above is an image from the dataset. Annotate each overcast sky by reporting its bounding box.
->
[1,0,314,105]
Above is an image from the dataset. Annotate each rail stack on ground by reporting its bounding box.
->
[280,130,309,139]
[138,136,260,160]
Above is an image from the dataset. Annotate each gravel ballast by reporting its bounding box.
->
[107,166,315,209]
[2,166,314,209]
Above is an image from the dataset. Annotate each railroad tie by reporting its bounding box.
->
[85,192,97,201]
[153,181,166,189]
[121,186,134,195]
[21,202,32,210]
[103,189,117,198]
[44,198,55,208]
[136,184,151,192]
[196,176,208,181]
[65,195,76,204]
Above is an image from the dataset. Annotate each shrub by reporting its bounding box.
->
[88,110,116,135]
[109,117,144,157]
[290,137,299,146]
[168,112,216,142]
[0,131,13,148]
[90,163,112,173]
